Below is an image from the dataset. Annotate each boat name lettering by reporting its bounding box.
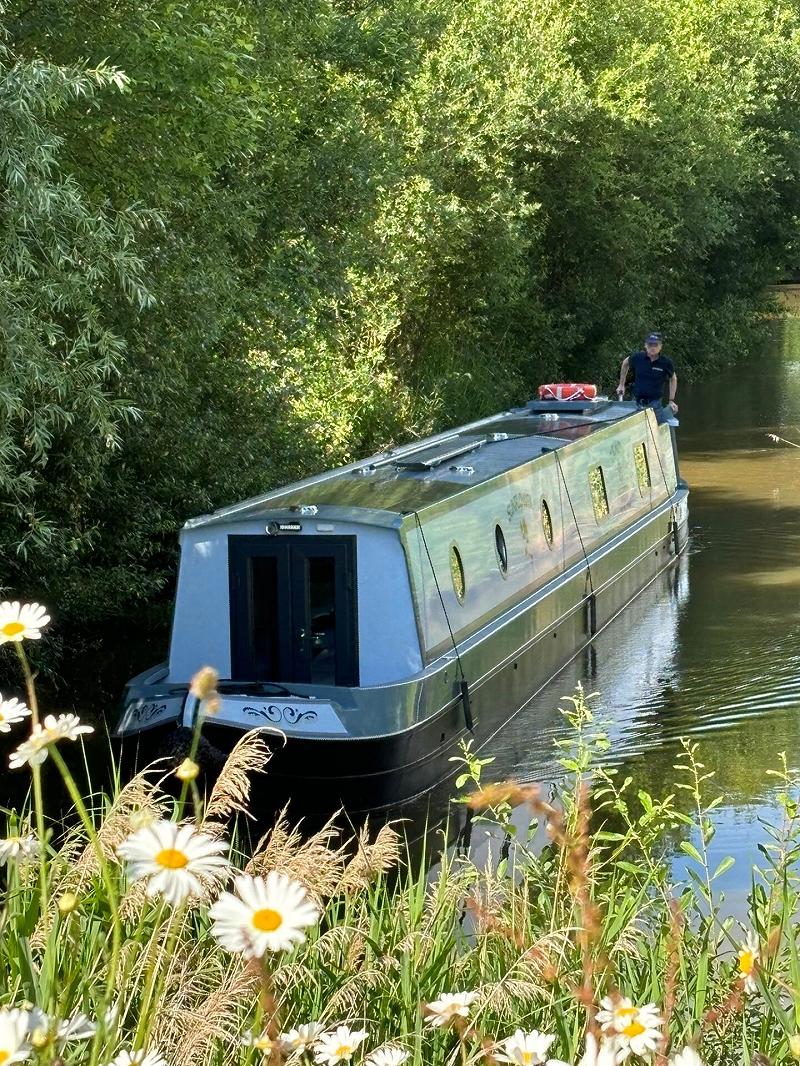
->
[507,492,533,519]
[242,704,319,725]
[129,701,170,723]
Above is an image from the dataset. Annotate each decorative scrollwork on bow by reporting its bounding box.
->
[242,704,318,725]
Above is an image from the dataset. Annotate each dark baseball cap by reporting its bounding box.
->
[645,332,663,345]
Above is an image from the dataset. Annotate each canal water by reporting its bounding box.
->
[402,318,800,910]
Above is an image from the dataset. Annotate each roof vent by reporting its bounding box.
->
[489,432,509,441]
[290,504,318,516]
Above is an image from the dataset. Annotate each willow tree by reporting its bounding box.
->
[0,41,154,571]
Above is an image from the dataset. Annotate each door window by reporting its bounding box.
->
[307,556,337,685]
[250,556,281,680]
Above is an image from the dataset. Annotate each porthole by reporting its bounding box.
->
[494,524,508,574]
[541,499,554,548]
[589,465,610,522]
[449,544,466,603]
[633,441,651,495]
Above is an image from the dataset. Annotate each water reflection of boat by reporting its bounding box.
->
[116,396,689,813]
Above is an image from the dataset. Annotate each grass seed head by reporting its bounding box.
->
[189,666,219,701]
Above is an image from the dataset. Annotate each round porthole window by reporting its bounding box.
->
[495,524,508,574]
[449,544,466,603]
[541,499,554,548]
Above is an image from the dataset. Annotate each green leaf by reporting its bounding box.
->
[712,856,735,879]
[680,841,704,864]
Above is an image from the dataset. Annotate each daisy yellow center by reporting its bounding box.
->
[520,1053,534,1064]
[0,1050,10,1064]
[1,622,25,637]
[335,1045,353,1058]
[623,1021,646,1038]
[616,1007,638,1019]
[252,907,283,931]
[155,848,189,869]
[739,950,755,974]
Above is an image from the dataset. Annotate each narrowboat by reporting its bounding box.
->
[116,394,689,813]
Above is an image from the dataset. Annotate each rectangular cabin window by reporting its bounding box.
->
[229,535,359,687]
[633,442,651,495]
[588,465,610,522]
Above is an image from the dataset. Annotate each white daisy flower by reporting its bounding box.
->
[597,997,661,1031]
[0,602,50,644]
[577,1034,619,1066]
[209,871,319,957]
[0,835,40,864]
[738,931,760,993]
[109,1049,167,1066]
[597,996,633,1033]
[8,734,49,770]
[241,1030,277,1052]
[497,1030,557,1065]
[598,1000,662,1061]
[365,1048,409,1066]
[280,1023,325,1053]
[670,1048,702,1066]
[117,820,230,907]
[56,1012,97,1044]
[0,696,31,732]
[27,1008,96,1048]
[41,713,94,743]
[313,1027,368,1065]
[0,1007,31,1064]
[9,714,94,770]
[424,991,477,1027]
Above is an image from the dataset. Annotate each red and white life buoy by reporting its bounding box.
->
[537,383,598,401]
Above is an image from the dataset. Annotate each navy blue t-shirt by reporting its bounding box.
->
[629,351,675,403]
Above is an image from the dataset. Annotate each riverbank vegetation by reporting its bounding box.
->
[2,611,800,1065]
[2,0,800,681]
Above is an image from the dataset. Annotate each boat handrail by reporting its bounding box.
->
[393,435,488,471]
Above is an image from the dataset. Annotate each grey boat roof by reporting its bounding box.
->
[185,399,635,530]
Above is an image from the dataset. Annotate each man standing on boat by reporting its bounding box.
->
[616,333,679,424]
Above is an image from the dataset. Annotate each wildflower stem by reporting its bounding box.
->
[176,697,207,820]
[134,905,181,1051]
[14,642,52,1009]
[257,960,285,1066]
[48,744,122,1066]
[14,640,40,726]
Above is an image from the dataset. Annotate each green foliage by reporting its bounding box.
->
[1,0,800,678]
[0,40,154,559]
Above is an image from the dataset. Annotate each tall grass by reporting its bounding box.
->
[1,616,799,1065]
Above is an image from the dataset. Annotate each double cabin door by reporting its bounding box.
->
[229,536,358,687]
